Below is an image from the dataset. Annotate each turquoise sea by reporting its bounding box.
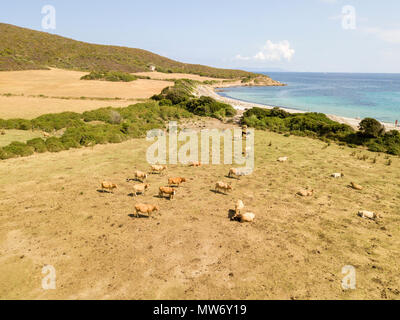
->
[217,72,400,124]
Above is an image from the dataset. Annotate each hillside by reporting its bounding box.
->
[0,23,255,79]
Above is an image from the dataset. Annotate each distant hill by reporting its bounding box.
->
[0,23,256,79]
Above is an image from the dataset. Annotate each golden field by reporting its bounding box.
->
[0,69,174,119]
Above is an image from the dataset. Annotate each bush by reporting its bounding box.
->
[3,141,34,157]
[152,79,196,104]
[81,71,137,82]
[0,147,14,159]
[27,138,47,153]
[184,96,236,119]
[45,137,65,152]
[32,112,82,132]
[243,108,354,140]
[359,118,385,138]
[0,118,32,130]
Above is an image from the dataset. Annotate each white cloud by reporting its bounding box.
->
[363,27,400,44]
[235,40,295,63]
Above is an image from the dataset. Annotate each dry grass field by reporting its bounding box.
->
[0,130,44,147]
[1,120,399,300]
[0,96,137,120]
[0,69,174,119]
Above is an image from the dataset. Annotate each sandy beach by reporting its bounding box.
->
[196,84,400,131]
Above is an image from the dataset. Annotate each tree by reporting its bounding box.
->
[359,118,385,138]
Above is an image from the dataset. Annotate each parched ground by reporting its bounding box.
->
[0,122,399,300]
[0,96,137,120]
[0,69,174,119]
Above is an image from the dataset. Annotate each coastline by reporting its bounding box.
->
[196,84,399,131]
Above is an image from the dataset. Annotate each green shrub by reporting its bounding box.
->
[82,107,113,123]
[81,71,137,82]
[60,136,81,150]
[184,96,236,119]
[0,118,32,130]
[3,141,34,157]
[27,138,47,153]
[32,112,82,132]
[45,137,65,152]
[0,147,14,159]
[359,118,385,138]
[152,79,196,104]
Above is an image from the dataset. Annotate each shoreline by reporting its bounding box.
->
[196,84,399,131]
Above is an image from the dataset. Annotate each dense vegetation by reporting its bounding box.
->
[0,102,193,159]
[0,23,257,79]
[81,71,138,82]
[242,107,400,155]
[151,79,236,119]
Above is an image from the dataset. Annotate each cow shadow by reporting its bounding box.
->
[97,189,113,194]
[228,209,236,220]
[126,178,144,183]
[225,175,239,180]
[210,189,228,195]
[128,214,150,219]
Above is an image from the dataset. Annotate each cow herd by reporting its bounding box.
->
[99,162,257,222]
[99,155,378,222]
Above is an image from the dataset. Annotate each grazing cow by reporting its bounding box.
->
[332,173,344,178]
[190,161,202,167]
[0,130,5,135]
[238,212,255,223]
[228,168,251,179]
[132,184,150,197]
[159,187,176,200]
[135,170,148,182]
[233,200,245,220]
[297,189,314,197]
[150,165,167,174]
[350,182,363,191]
[101,181,117,193]
[215,181,233,194]
[43,132,50,138]
[358,210,378,220]
[134,204,160,218]
[278,157,288,162]
[168,177,186,187]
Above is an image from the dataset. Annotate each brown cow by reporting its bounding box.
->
[168,177,186,187]
[101,182,117,193]
[159,187,176,200]
[134,204,160,218]
[215,181,233,194]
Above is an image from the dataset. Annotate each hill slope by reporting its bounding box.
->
[0,23,255,79]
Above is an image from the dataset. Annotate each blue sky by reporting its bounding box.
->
[2,0,400,73]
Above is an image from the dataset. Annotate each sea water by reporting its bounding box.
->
[217,72,400,124]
